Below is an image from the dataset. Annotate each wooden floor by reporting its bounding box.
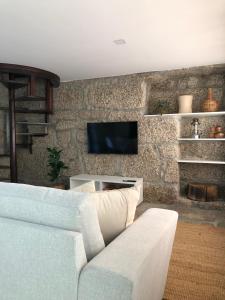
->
[163,222,225,300]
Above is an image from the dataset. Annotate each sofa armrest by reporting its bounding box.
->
[78,208,178,300]
[0,217,87,300]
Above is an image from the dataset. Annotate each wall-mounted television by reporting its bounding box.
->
[87,121,138,154]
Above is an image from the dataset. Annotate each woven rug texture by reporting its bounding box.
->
[163,222,225,300]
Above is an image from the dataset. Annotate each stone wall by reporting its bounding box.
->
[16,73,180,203]
[1,64,225,204]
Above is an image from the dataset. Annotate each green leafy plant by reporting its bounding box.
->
[153,100,171,115]
[47,147,68,182]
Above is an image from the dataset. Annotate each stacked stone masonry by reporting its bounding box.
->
[0,64,225,207]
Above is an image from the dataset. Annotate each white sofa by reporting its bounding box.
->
[0,183,178,300]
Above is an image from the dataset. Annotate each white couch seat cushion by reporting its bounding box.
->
[0,182,105,260]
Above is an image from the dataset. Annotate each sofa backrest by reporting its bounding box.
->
[0,216,87,300]
[0,182,105,260]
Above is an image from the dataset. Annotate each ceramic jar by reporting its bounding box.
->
[209,125,225,138]
[214,125,224,138]
[209,126,216,138]
[215,132,225,138]
[202,88,219,112]
[178,95,193,113]
[215,125,222,132]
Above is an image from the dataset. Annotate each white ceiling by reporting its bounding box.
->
[0,0,225,81]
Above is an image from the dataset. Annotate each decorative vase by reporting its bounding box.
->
[215,125,222,132]
[202,88,219,112]
[215,132,225,138]
[208,126,216,138]
[178,95,193,113]
[214,125,224,138]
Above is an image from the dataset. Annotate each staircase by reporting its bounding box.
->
[0,64,60,183]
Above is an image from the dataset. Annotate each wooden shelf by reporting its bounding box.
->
[0,107,9,111]
[16,143,32,147]
[178,138,225,141]
[0,63,60,182]
[16,133,48,137]
[0,178,10,182]
[0,165,10,169]
[15,109,48,114]
[16,121,50,126]
[0,80,27,89]
[0,63,60,88]
[144,111,225,118]
[177,159,225,165]
[15,96,46,101]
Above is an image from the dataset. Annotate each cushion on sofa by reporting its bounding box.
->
[91,187,139,244]
[70,181,96,193]
[0,182,105,260]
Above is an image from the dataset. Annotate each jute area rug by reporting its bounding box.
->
[163,222,225,300]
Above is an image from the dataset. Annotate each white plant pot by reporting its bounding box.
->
[178,95,193,113]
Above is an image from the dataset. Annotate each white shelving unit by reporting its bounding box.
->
[144,111,225,118]
[178,138,225,141]
[70,174,143,205]
[175,111,225,165]
[144,109,225,202]
[177,159,225,165]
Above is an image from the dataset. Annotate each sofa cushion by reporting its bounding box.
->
[0,183,105,260]
[91,187,139,244]
[71,181,96,193]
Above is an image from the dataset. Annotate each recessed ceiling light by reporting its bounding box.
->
[113,39,126,45]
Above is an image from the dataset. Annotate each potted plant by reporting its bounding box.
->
[47,147,68,189]
[153,100,171,115]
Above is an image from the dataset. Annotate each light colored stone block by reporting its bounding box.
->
[84,75,146,110]
[139,116,178,144]
[120,145,161,182]
[143,182,178,203]
[164,161,179,183]
[56,130,71,148]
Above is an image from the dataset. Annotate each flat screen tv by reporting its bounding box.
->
[87,121,138,154]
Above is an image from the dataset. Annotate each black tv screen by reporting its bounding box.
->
[87,121,138,154]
